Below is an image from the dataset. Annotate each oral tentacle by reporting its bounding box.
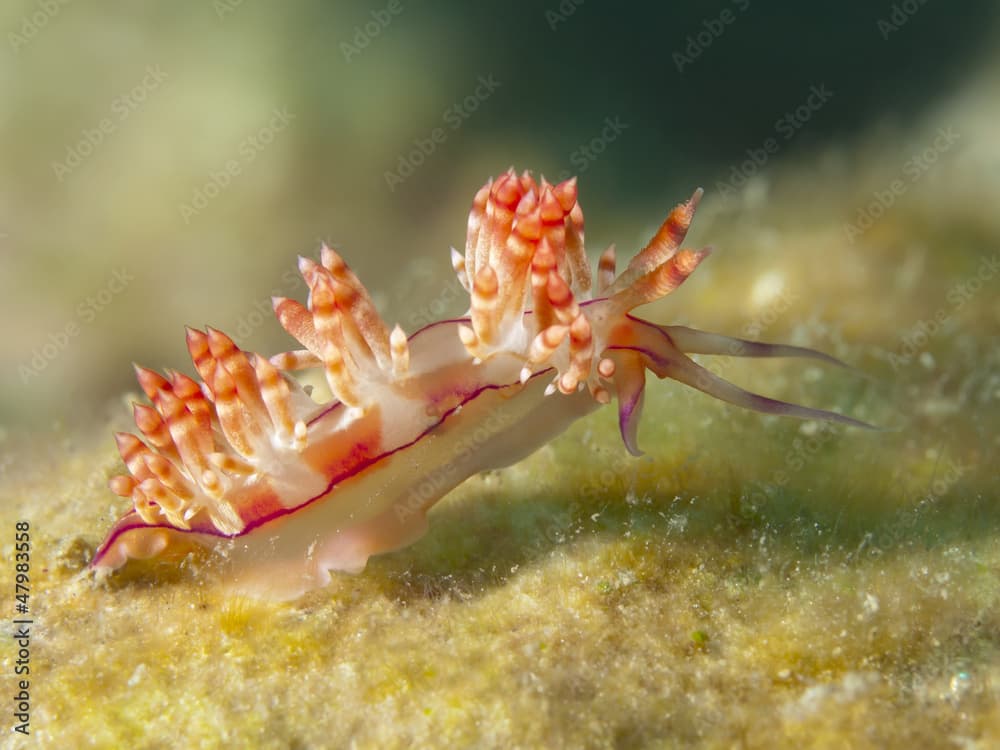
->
[606,331,876,431]
[604,316,877,437]
[646,346,877,430]
[609,350,646,456]
[661,324,852,369]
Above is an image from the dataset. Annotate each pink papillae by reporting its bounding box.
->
[92,169,872,600]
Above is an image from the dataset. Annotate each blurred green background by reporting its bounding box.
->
[1,0,998,431]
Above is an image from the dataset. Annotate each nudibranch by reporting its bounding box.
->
[92,169,871,599]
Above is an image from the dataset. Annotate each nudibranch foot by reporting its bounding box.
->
[92,169,872,600]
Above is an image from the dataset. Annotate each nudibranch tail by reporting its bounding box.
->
[93,168,872,600]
